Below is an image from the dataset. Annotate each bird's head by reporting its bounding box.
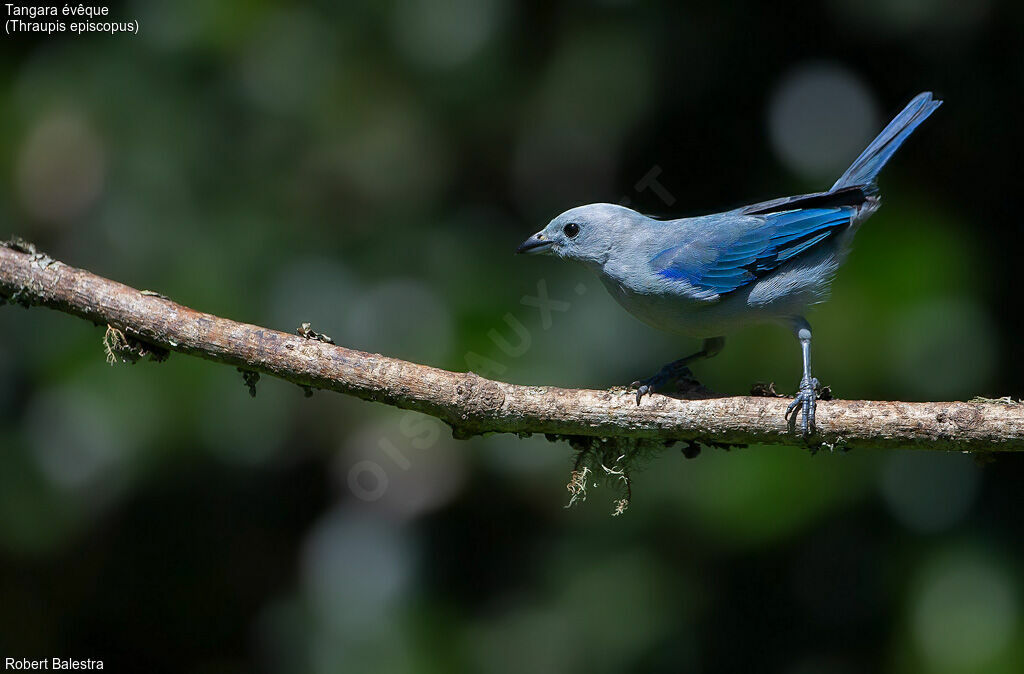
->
[516,203,641,266]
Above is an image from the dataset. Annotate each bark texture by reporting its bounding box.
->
[3,242,1022,452]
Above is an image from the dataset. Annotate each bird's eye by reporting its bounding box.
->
[563,222,580,238]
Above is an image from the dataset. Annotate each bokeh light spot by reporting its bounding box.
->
[768,64,878,182]
[336,417,466,519]
[25,385,125,491]
[890,297,996,399]
[16,110,106,227]
[390,0,507,70]
[301,507,413,636]
[911,549,1017,670]
[238,10,336,114]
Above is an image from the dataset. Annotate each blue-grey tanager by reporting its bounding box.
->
[516,92,941,435]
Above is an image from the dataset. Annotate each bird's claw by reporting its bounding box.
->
[629,381,655,406]
[785,377,819,436]
[628,365,695,406]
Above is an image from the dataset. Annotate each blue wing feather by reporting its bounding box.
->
[653,207,853,294]
[648,93,940,298]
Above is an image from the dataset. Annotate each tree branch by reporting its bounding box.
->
[2,242,1022,453]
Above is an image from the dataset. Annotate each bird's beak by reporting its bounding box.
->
[516,232,553,255]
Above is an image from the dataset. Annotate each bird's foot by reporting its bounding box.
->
[629,363,699,405]
[785,376,819,436]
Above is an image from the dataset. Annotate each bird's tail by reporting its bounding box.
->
[831,92,942,191]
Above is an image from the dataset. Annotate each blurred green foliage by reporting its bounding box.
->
[1,1,1023,672]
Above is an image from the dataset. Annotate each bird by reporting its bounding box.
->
[516,92,941,435]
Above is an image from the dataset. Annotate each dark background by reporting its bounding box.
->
[1,1,1023,672]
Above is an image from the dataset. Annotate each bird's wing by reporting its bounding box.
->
[651,207,855,295]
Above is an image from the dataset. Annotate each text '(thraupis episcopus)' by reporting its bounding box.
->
[4,4,138,35]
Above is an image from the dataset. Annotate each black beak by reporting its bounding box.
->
[516,233,553,255]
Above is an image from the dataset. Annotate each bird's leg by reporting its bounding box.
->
[785,318,818,436]
[630,337,724,405]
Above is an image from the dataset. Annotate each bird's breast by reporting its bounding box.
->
[596,274,732,338]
